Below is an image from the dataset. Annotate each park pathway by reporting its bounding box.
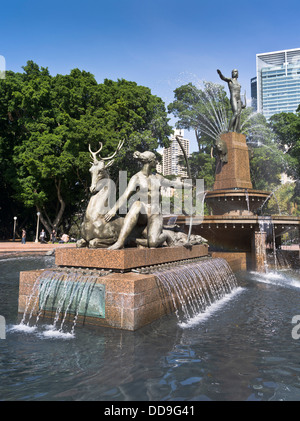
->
[0,241,76,258]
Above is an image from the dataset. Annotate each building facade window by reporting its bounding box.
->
[254,48,300,119]
[160,129,190,178]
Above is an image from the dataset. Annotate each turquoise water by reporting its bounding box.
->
[0,255,299,401]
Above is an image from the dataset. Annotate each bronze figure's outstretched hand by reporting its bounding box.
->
[104,208,116,222]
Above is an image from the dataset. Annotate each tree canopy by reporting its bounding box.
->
[168,81,231,151]
[268,107,300,212]
[269,108,300,179]
[0,61,172,238]
[168,82,231,189]
[1,64,298,239]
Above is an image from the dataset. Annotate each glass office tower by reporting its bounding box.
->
[251,76,257,111]
[256,48,300,119]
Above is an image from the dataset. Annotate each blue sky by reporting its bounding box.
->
[1,0,300,151]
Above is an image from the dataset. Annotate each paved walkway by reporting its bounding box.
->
[0,241,297,258]
[0,241,76,258]
[281,244,300,251]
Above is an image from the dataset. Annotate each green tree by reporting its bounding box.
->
[0,62,172,237]
[0,68,30,237]
[266,182,299,216]
[168,82,230,189]
[242,110,288,190]
[89,79,172,182]
[268,108,300,210]
[269,110,300,179]
[168,82,231,151]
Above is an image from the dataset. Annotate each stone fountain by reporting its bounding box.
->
[18,140,233,332]
[18,66,298,332]
[175,69,300,272]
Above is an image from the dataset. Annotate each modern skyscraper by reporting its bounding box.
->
[161,129,189,178]
[250,76,257,111]
[253,48,300,119]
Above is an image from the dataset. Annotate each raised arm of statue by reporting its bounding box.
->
[217,69,231,83]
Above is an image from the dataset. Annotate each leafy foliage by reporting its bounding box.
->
[268,108,300,209]
[241,110,288,190]
[269,109,300,179]
[0,62,172,237]
[168,82,231,190]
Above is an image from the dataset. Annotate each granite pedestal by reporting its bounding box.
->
[18,244,209,331]
[213,132,252,191]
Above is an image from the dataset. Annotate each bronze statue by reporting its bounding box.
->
[78,141,204,250]
[76,139,125,248]
[105,150,190,250]
[217,69,246,133]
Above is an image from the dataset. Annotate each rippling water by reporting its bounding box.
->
[0,256,299,401]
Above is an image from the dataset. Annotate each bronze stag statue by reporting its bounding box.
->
[76,139,126,248]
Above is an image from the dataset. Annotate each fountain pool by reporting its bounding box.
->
[0,255,300,401]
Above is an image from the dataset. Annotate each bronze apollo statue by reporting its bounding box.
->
[217,68,246,133]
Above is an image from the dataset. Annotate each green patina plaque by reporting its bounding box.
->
[39,277,105,318]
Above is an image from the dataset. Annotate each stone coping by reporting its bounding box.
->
[205,189,270,197]
[175,215,300,225]
[55,243,209,270]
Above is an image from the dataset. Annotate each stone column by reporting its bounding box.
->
[213,132,253,190]
[252,229,267,272]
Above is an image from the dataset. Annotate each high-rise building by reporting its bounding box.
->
[251,76,257,111]
[155,156,163,174]
[254,48,300,119]
[161,129,189,178]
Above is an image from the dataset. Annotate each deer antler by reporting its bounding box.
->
[102,139,125,161]
[89,142,103,163]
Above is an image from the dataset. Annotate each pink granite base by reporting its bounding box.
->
[55,244,209,270]
[18,269,177,330]
[18,244,210,330]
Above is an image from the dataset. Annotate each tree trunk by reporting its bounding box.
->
[36,179,66,236]
[53,179,66,229]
